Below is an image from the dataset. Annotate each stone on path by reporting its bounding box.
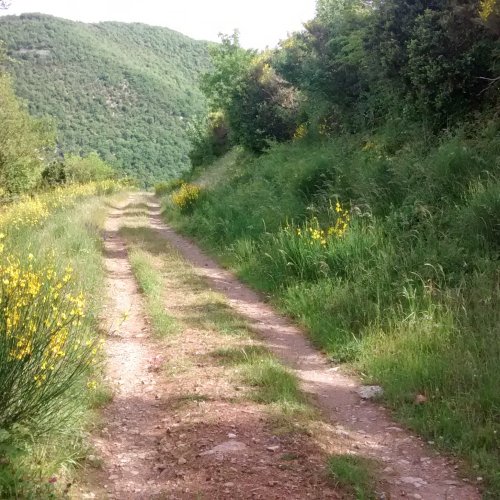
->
[357,385,384,399]
[200,441,248,457]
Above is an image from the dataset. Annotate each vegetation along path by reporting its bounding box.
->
[81,193,480,499]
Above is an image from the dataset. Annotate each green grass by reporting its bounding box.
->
[243,357,303,405]
[212,345,308,419]
[0,192,124,497]
[124,243,178,338]
[163,125,500,496]
[327,454,378,500]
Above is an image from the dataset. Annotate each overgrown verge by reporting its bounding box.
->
[162,123,500,497]
[0,181,124,497]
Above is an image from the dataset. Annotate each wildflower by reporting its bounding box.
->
[171,183,201,212]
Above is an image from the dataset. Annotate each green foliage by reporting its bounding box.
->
[0,192,117,496]
[327,454,377,499]
[41,161,66,187]
[273,0,499,131]
[404,7,495,118]
[0,13,210,184]
[200,33,300,153]
[168,121,500,494]
[64,152,115,183]
[154,178,184,196]
[201,32,255,112]
[227,56,300,152]
[0,73,54,197]
[188,111,230,167]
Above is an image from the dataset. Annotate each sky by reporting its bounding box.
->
[0,0,317,49]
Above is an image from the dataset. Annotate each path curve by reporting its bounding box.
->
[145,193,480,500]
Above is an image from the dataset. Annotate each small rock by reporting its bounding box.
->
[178,457,187,465]
[357,385,384,399]
[224,482,235,487]
[414,394,427,405]
[400,477,427,488]
[201,441,247,456]
[228,433,237,439]
[266,445,280,452]
[86,454,101,467]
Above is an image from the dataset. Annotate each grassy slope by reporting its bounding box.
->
[165,123,500,497]
[0,191,122,497]
[0,14,210,183]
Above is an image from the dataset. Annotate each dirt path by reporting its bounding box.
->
[142,193,480,500]
[78,193,480,499]
[78,196,343,499]
[77,201,171,498]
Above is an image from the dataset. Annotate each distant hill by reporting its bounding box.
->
[0,13,210,183]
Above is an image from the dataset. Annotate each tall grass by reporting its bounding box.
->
[164,123,500,496]
[0,182,124,497]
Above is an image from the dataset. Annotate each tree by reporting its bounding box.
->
[0,74,54,197]
[201,32,255,112]
[201,33,300,153]
[63,152,115,183]
[226,55,300,152]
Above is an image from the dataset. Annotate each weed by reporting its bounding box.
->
[127,246,178,337]
[327,454,378,499]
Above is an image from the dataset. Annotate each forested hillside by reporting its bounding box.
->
[0,14,210,183]
[163,0,500,496]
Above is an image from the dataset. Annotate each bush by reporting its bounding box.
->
[0,252,100,430]
[154,178,184,197]
[171,183,201,213]
[188,111,231,167]
[63,153,115,184]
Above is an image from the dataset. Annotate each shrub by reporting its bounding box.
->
[171,183,201,213]
[0,181,122,233]
[0,251,101,431]
[63,153,115,184]
[154,178,184,197]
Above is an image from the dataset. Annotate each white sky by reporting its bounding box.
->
[0,0,317,49]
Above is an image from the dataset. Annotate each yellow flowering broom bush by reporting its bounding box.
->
[0,180,122,233]
[0,182,122,431]
[0,251,102,430]
[171,182,202,213]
